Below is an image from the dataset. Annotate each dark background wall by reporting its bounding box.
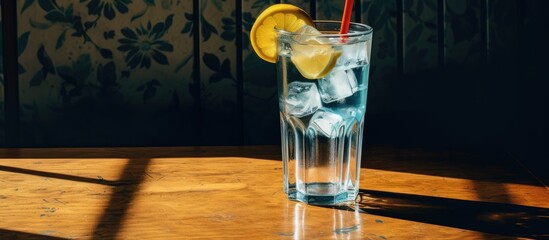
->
[1,0,547,167]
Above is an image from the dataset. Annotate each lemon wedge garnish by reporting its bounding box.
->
[250,4,341,79]
[250,4,314,63]
[291,42,342,79]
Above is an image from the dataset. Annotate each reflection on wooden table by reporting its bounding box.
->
[0,146,548,239]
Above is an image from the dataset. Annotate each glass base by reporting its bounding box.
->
[287,183,358,205]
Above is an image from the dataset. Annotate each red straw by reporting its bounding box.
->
[339,0,355,34]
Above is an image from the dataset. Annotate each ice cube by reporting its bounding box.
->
[335,106,364,123]
[318,69,358,103]
[296,24,322,35]
[292,25,322,43]
[358,41,368,65]
[292,25,336,46]
[337,42,368,68]
[309,109,344,137]
[285,81,322,117]
[337,44,357,67]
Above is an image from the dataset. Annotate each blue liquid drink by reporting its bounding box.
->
[277,21,373,205]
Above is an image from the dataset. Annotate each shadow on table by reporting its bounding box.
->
[0,229,70,240]
[335,189,549,239]
[362,146,543,187]
[0,158,151,240]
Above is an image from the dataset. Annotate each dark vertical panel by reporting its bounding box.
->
[0,3,5,146]
[354,0,362,23]
[489,0,518,62]
[236,0,244,145]
[398,0,439,147]
[437,0,445,67]
[360,0,401,146]
[192,0,202,146]
[512,0,549,174]
[396,0,404,77]
[444,0,482,67]
[242,0,280,145]
[516,0,524,54]
[402,0,439,74]
[466,0,521,152]
[1,0,19,147]
[198,0,239,145]
[442,0,486,148]
[480,0,488,64]
[310,0,317,19]
[485,0,519,151]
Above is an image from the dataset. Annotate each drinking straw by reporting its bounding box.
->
[339,0,355,34]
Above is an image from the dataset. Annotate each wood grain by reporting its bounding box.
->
[0,146,547,239]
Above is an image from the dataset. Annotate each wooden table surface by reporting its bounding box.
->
[0,145,548,239]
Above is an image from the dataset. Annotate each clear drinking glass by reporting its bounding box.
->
[277,21,373,205]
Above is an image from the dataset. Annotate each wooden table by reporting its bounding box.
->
[0,146,548,239]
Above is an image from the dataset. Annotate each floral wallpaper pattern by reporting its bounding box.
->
[0,0,533,147]
[17,0,195,146]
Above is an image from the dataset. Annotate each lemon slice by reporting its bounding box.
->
[290,40,342,80]
[250,4,314,63]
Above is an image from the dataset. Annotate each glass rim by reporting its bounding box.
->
[275,20,373,38]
